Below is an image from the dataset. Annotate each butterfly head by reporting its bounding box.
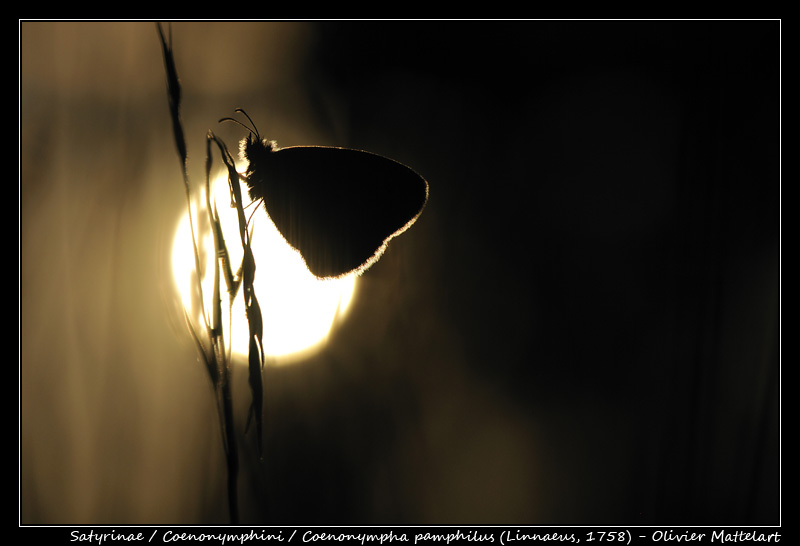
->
[219,109,279,203]
[239,133,278,202]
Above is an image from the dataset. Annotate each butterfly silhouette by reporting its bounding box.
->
[223,110,429,279]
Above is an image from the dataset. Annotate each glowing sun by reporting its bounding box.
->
[171,173,357,362]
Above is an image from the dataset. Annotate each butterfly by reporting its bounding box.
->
[222,110,429,279]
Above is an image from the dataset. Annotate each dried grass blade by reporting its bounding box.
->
[208,132,266,458]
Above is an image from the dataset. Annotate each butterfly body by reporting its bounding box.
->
[240,134,429,279]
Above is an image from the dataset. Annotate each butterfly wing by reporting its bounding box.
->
[253,146,428,278]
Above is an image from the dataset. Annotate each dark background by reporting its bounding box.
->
[20,21,779,525]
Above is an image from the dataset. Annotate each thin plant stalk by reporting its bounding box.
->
[157,22,264,525]
[208,132,266,460]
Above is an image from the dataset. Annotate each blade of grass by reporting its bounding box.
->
[157,23,211,339]
[208,131,266,460]
[158,22,242,524]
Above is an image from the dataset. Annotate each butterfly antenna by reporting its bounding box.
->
[219,109,261,140]
[218,115,257,137]
[234,109,261,139]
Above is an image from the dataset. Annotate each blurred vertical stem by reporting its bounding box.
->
[157,23,263,525]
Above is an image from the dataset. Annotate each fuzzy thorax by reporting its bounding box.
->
[240,135,278,201]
